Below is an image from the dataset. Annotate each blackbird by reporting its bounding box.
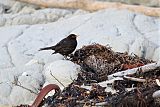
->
[39,34,78,56]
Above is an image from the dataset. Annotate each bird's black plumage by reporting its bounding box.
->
[39,34,78,56]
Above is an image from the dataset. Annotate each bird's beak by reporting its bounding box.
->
[76,35,79,38]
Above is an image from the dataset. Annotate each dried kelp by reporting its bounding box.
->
[71,44,153,82]
[44,82,111,107]
[41,44,158,107]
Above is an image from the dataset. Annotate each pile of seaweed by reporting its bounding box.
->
[72,44,152,82]
[44,44,160,107]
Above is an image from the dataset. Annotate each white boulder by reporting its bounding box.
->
[45,60,80,88]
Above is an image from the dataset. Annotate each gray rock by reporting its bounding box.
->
[0,0,15,7]
[0,8,76,27]
[0,3,10,14]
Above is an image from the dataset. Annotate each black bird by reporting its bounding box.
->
[39,34,78,56]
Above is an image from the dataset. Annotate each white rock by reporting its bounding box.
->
[18,74,42,92]
[152,47,160,62]
[0,82,12,97]
[0,4,7,14]
[145,31,160,47]
[73,9,142,48]
[9,86,37,105]
[9,2,25,13]
[0,96,10,105]
[0,68,17,83]
[0,0,15,7]
[45,60,80,88]
[8,1,40,14]
[0,8,75,27]
[108,37,129,52]
[0,16,6,26]
[18,6,36,14]
[129,36,157,59]
[0,47,13,69]
[18,63,45,86]
[133,14,159,34]
[0,25,28,46]
[32,51,64,65]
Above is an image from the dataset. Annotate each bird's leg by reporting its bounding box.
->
[63,55,67,60]
[68,54,73,58]
[51,51,56,55]
[65,54,74,60]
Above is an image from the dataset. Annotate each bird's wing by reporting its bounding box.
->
[55,38,68,47]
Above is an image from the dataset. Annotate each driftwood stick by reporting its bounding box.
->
[123,76,146,82]
[108,63,160,80]
[95,102,108,106]
[98,77,123,85]
[15,0,160,17]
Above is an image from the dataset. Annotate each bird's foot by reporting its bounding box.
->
[63,55,68,60]
[68,54,74,58]
[63,55,73,60]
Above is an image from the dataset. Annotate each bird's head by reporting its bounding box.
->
[67,34,78,39]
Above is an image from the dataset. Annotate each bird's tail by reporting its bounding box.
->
[39,46,55,51]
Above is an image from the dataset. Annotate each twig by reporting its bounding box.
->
[77,100,109,106]
[108,63,160,80]
[50,71,65,88]
[76,100,95,106]
[123,76,146,82]
[95,101,109,106]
